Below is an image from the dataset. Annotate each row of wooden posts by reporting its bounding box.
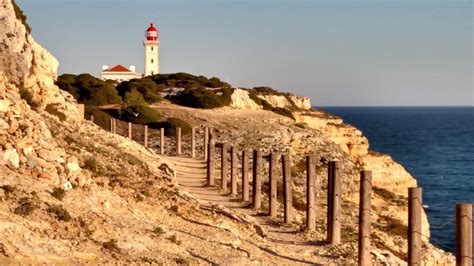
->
[205,136,472,266]
[90,115,472,265]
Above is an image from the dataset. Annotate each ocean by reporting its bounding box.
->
[321,107,474,253]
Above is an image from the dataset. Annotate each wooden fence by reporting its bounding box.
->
[84,111,472,266]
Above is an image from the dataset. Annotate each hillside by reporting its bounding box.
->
[0,1,455,264]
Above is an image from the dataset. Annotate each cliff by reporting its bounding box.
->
[0,1,454,264]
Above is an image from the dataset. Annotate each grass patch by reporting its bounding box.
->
[51,187,66,201]
[13,197,36,216]
[48,204,72,222]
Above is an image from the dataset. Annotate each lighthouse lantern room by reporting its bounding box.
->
[144,23,160,76]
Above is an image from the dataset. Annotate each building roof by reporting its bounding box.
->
[103,65,131,72]
[146,23,158,32]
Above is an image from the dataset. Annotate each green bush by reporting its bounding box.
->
[85,106,113,130]
[119,105,161,124]
[12,0,31,33]
[172,87,233,109]
[149,117,192,137]
[56,74,121,106]
[48,204,72,222]
[117,78,163,104]
[149,73,231,89]
[124,90,146,106]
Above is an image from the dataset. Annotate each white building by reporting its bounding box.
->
[100,65,141,82]
[100,23,160,82]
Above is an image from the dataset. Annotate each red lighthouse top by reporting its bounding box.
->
[146,23,159,41]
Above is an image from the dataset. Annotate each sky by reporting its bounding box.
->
[17,0,473,106]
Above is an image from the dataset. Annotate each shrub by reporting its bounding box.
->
[85,106,113,130]
[84,157,98,172]
[48,204,72,222]
[12,0,31,33]
[124,90,146,106]
[149,117,192,137]
[117,78,164,104]
[13,197,35,216]
[149,73,231,89]
[119,105,161,124]
[56,74,121,106]
[172,87,233,109]
[51,187,66,201]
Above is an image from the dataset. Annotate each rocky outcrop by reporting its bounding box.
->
[229,89,311,110]
[229,88,261,110]
[0,0,79,120]
[294,110,369,157]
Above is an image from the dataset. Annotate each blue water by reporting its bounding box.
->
[321,107,474,252]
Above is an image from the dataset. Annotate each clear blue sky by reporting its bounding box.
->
[18,0,473,106]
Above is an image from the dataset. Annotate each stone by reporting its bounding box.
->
[62,181,73,191]
[0,100,12,113]
[7,118,19,134]
[253,224,267,238]
[1,148,20,169]
[66,162,80,174]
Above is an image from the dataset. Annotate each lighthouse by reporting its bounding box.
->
[144,23,160,76]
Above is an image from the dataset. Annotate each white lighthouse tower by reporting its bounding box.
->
[144,23,160,76]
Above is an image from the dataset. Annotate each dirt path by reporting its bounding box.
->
[165,155,334,265]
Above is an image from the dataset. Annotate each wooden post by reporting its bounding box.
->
[128,122,132,139]
[269,152,278,218]
[221,142,229,191]
[109,118,114,132]
[206,136,215,186]
[113,119,117,134]
[252,149,263,211]
[358,171,372,266]
[408,187,422,266]
[90,115,94,123]
[328,161,342,244]
[456,204,472,266]
[160,128,165,155]
[230,147,238,195]
[143,125,148,148]
[191,127,196,158]
[176,127,182,156]
[327,161,334,240]
[282,153,293,224]
[204,127,209,160]
[306,155,316,231]
[242,149,250,202]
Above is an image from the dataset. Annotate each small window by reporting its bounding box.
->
[151,59,154,63]
[151,47,154,51]
[151,71,154,75]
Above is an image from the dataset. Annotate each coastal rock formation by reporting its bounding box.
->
[229,88,261,110]
[229,88,311,110]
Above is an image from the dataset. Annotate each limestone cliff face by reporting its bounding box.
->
[229,89,261,110]
[0,0,84,185]
[229,89,311,110]
[0,0,79,119]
